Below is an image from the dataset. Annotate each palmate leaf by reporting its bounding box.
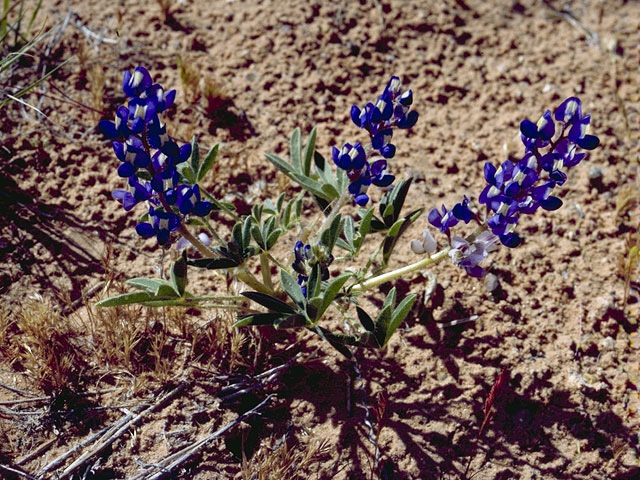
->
[234,312,286,327]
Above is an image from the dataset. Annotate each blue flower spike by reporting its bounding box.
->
[98,65,214,247]
[337,76,418,205]
[423,96,599,277]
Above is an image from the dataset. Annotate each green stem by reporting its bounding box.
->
[259,253,275,292]
[200,187,242,222]
[350,225,486,294]
[314,187,349,243]
[201,216,225,247]
[178,224,216,258]
[236,267,274,295]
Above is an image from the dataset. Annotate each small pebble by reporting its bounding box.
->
[484,273,499,292]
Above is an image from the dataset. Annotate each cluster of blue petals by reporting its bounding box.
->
[428,96,599,252]
[98,67,212,245]
[291,241,333,297]
[332,76,418,206]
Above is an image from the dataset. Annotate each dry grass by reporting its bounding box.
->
[241,433,331,480]
[7,295,88,396]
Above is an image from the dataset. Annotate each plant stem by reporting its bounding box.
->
[178,224,216,258]
[259,253,275,292]
[201,216,225,246]
[317,187,349,241]
[200,187,242,222]
[350,225,486,294]
[236,267,274,295]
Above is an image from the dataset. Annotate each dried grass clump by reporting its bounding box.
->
[9,295,88,395]
[177,56,201,104]
[241,434,330,480]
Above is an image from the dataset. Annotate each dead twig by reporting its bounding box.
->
[132,394,275,480]
[37,381,189,479]
[0,464,38,480]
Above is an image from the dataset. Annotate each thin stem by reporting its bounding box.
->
[315,187,349,243]
[236,267,274,295]
[350,226,486,294]
[177,223,216,258]
[200,187,242,222]
[200,216,225,246]
[259,253,275,292]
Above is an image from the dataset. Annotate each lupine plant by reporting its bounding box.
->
[96,67,599,358]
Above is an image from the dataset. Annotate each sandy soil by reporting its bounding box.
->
[1,0,640,478]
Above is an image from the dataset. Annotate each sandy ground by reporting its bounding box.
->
[1,0,640,478]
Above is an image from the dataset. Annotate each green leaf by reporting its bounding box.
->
[374,304,393,348]
[382,208,424,265]
[316,273,350,319]
[125,277,172,294]
[356,306,375,333]
[335,238,355,253]
[234,312,286,327]
[96,291,154,308]
[190,135,200,175]
[281,269,306,309]
[289,171,330,199]
[344,216,355,247]
[358,207,374,237]
[197,143,219,182]
[302,126,317,176]
[314,326,354,359]
[232,222,243,252]
[275,314,308,329]
[242,292,297,314]
[242,216,252,251]
[307,264,322,301]
[320,213,342,252]
[251,225,265,249]
[387,218,405,239]
[392,178,413,221]
[276,192,286,212]
[187,257,240,269]
[383,287,397,310]
[266,229,281,250]
[170,251,188,297]
[265,152,294,175]
[385,294,417,346]
[290,128,302,173]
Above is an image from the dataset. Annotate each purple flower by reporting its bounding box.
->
[112,177,153,211]
[449,231,500,277]
[135,207,181,245]
[291,241,334,297]
[122,66,152,98]
[428,204,459,234]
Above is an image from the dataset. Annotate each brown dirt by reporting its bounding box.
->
[1,0,640,479]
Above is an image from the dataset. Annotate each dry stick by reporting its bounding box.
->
[0,380,38,398]
[35,425,111,477]
[0,464,38,480]
[43,381,188,479]
[16,438,58,467]
[133,394,274,480]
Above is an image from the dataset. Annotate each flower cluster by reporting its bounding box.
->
[291,241,334,296]
[98,67,212,245]
[331,76,418,206]
[421,96,599,276]
[480,96,599,248]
